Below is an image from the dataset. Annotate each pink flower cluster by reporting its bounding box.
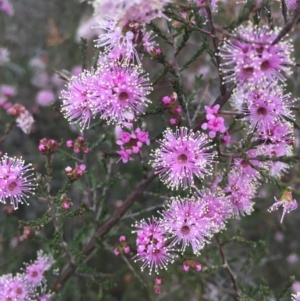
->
[39,138,60,155]
[116,128,150,163]
[61,63,152,130]
[92,0,170,27]
[201,104,227,138]
[133,218,176,274]
[0,250,54,301]
[182,260,201,273]
[66,136,90,154]
[0,88,35,134]
[114,235,131,256]
[0,155,36,210]
[65,163,86,180]
[161,92,182,126]
[219,22,298,222]
[133,190,234,274]
[95,17,158,63]
[219,23,294,86]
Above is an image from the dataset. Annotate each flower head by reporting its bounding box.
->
[0,155,36,209]
[0,274,30,301]
[225,171,257,218]
[60,70,97,130]
[219,23,294,86]
[195,190,233,232]
[16,110,35,134]
[150,127,215,190]
[94,17,139,62]
[239,83,294,133]
[24,250,55,288]
[133,218,175,274]
[268,189,298,223]
[160,197,212,254]
[91,61,152,124]
[92,0,170,26]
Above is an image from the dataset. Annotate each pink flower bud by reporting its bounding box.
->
[169,118,177,125]
[66,140,73,148]
[114,248,120,256]
[195,264,202,272]
[77,136,84,142]
[161,96,172,105]
[65,166,72,172]
[182,264,189,272]
[154,277,162,285]
[124,246,131,254]
[119,235,126,242]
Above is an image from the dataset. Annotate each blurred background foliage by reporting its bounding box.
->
[0,0,300,300]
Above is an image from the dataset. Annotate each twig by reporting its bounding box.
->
[205,1,226,95]
[281,0,288,24]
[0,121,14,145]
[272,1,300,45]
[215,234,239,299]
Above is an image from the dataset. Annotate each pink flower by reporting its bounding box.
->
[224,171,256,218]
[92,0,170,27]
[0,85,16,98]
[39,138,59,155]
[65,164,86,180]
[123,246,131,254]
[195,263,202,272]
[133,218,175,274]
[268,190,298,223]
[169,117,177,125]
[117,148,133,164]
[0,155,36,209]
[202,116,226,138]
[16,110,35,134]
[66,140,73,148]
[204,104,220,120]
[219,23,294,86]
[60,70,97,130]
[119,235,126,242]
[61,197,72,210]
[162,96,172,105]
[233,149,264,181]
[154,277,162,285]
[160,197,212,254]
[36,90,55,106]
[117,132,131,145]
[91,62,152,125]
[0,0,14,16]
[195,190,233,232]
[135,128,150,145]
[94,17,139,62]
[24,250,54,288]
[150,127,215,190]
[182,264,189,272]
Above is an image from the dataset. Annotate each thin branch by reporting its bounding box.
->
[205,1,226,95]
[272,1,300,45]
[0,121,14,145]
[215,234,239,300]
[281,0,288,24]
